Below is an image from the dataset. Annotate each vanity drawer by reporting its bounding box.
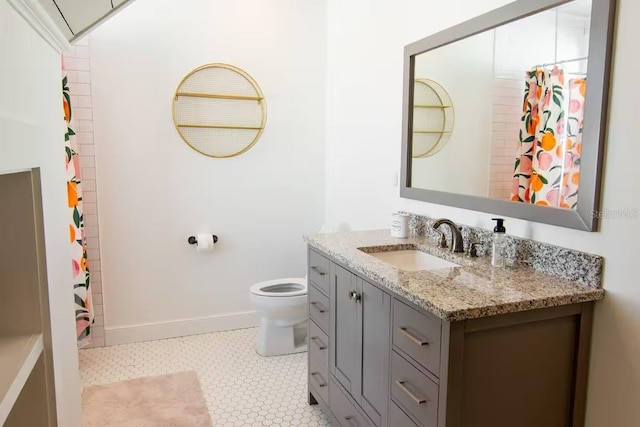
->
[391,351,439,427]
[309,320,329,377]
[389,401,419,427]
[308,249,331,295]
[309,342,329,404]
[393,299,442,376]
[330,378,375,427]
[309,283,330,333]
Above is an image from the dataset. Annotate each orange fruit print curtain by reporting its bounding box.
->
[511,66,584,209]
[63,67,94,347]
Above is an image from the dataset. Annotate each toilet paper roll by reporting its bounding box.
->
[196,234,215,253]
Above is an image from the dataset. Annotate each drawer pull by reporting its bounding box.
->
[310,266,326,276]
[311,372,327,387]
[395,380,427,404]
[310,336,327,350]
[310,302,326,314]
[348,291,361,302]
[399,327,429,346]
[344,416,361,427]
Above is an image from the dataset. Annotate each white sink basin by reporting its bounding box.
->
[367,250,460,271]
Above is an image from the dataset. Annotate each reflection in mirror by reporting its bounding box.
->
[411,0,591,210]
[412,79,455,158]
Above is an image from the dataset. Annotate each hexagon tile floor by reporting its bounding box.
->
[79,327,333,426]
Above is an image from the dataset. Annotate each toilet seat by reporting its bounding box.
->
[250,278,307,297]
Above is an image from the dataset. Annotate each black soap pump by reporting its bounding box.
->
[491,218,506,267]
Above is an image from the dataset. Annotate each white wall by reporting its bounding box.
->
[325,0,509,230]
[0,2,81,425]
[89,0,326,343]
[326,0,640,425]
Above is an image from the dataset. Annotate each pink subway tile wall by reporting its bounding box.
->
[64,37,105,348]
[489,77,522,201]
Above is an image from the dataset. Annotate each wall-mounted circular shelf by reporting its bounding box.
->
[412,79,455,158]
[172,63,267,158]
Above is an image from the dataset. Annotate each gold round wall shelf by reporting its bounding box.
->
[412,78,455,158]
[172,63,267,158]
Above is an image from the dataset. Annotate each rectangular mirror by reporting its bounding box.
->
[400,0,616,231]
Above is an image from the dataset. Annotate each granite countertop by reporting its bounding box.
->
[304,230,605,322]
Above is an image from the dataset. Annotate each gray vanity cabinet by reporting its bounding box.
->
[330,264,391,427]
[308,250,332,407]
[358,278,391,426]
[308,246,595,427]
[330,264,360,396]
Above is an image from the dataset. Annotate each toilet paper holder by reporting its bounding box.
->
[188,235,219,245]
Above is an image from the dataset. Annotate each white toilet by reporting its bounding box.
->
[249,278,308,357]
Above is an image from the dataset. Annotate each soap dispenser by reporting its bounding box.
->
[491,218,506,267]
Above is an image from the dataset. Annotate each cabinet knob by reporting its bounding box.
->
[344,416,360,427]
[348,291,361,302]
[395,380,427,404]
[310,266,326,276]
[310,372,327,388]
[310,336,327,350]
[310,301,326,314]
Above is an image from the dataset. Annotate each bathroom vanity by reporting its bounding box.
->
[305,228,604,427]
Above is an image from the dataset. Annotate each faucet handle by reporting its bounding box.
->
[468,242,482,257]
[436,230,447,248]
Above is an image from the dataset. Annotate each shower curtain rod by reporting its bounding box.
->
[536,56,588,68]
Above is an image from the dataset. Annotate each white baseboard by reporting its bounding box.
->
[104,311,259,346]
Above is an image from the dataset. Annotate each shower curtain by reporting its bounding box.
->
[511,67,585,209]
[562,79,585,209]
[63,70,94,347]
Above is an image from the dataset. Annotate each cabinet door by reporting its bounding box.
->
[330,264,361,398]
[359,278,391,427]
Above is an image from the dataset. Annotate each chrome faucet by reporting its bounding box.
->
[432,219,465,253]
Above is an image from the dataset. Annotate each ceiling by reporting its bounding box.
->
[36,0,593,44]
[38,0,134,41]
[558,0,592,17]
